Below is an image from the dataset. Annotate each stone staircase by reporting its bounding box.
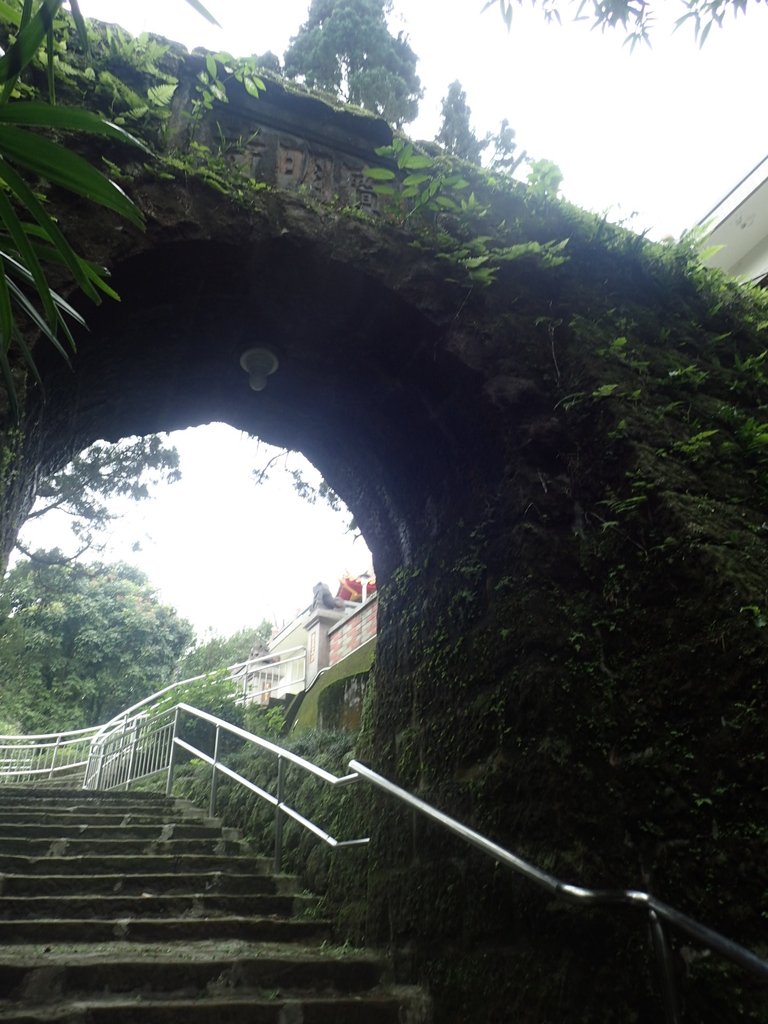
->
[0,787,428,1023]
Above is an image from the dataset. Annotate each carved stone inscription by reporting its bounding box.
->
[277,142,334,200]
[341,165,380,214]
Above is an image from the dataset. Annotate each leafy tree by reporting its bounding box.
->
[283,0,421,126]
[436,80,487,164]
[0,557,194,731]
[176,620,273,680]
[488,117,525,175]
[485,0,764,47]
[526,157,563,199]
[17,435,180,560]
[253,50,282,74]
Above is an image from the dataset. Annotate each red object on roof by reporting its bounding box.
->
[337,575,377,602]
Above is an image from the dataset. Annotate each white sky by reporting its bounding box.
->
[18,0,768,638]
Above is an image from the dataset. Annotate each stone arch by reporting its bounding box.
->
[15,185,503,581]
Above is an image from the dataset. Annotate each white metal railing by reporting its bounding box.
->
[86,709,177,792]
[0,724,101,784]
[166,703,367,870]
[232,647,307,706]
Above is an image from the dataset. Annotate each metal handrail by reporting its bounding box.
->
[0,725,102,783]
[91,646,308,743]
[349,759,768,1023]
[0,724,101,742]
[164,704,368,870]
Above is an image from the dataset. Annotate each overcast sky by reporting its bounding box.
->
[19,0,768,638]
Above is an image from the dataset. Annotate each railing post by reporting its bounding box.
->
[649,909,681,1024]
[166,707,180,798]
[124,718,140,790]
[48,735,61,779]
[94,743,105,790]
[274,755,285,873]
[209,725,220,818]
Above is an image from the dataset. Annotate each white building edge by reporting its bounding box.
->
[700,155,768,284]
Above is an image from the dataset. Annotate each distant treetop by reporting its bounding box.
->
[283,0,422,126]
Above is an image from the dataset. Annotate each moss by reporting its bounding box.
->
[292,638,376,733]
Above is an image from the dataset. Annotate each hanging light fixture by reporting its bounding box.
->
[239,347,279,391]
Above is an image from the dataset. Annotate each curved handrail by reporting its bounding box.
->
[0,724,101,742]
[0,724,101,783]
[90,647,308,743]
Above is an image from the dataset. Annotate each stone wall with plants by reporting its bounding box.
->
[361,224,768,1021]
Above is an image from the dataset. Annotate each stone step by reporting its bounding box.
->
[0,789,175,806]
[0,892,317,920]
[0,837,249,857]
[0,993,416,1023]
[0,801,187,818]
[0,854,273,876]
[0,916,331,945]
[0,811,211,827]
[0,872,293,897]
[0,789,430,1023]
[0,822,234,841]
[0,945,384,1000]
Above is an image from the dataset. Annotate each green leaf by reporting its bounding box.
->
[147,84,177,107]
[402,173,430,186]
[592,383,620,398]
[0,2,21,26]
[463,255,489,269]
[209,81,227,103]
[6,274,75,359]
[3,248,87,326]
[243,76,265,98]
[0,103,149,153]
[395,142,414,168]
[0,253,13,353]
[363,166,395,181]
[400,154,433,170]
[68,0,89,52]
[0,0,62,91]
[0,125,144,228]
[46,21,55,104]
[0,188,56,326]
[0,157,99,301]
[205,54,217,79]
[372,183,395,195]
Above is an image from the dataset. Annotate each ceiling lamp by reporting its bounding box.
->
[239,347,279,392]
